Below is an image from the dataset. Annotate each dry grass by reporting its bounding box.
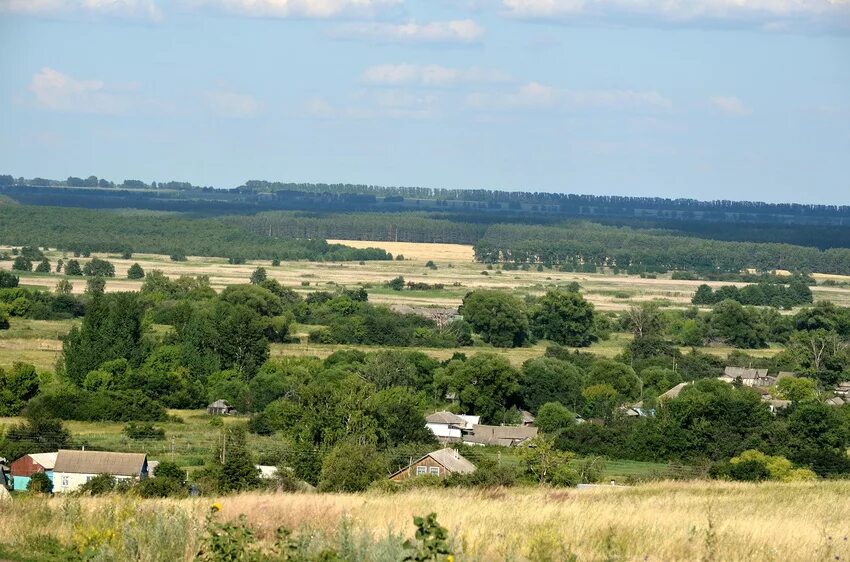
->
[327,239,475,262]
[1,482,848,561]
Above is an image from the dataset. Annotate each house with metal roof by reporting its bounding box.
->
[52,450,148,493]
[425,411,480,442]
[10,452,57,492]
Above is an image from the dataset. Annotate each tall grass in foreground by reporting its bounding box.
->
[1,481,850,561]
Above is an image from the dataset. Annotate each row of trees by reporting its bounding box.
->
[473,222,850,275]
[692,280,813,308]
[0,205,392,262]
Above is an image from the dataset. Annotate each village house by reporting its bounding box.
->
[718,367,776,387]
[207,399,237,416]
[835,382,850,398]
[425,411,479,442]
[389,448,476,482]
[52,450,149,493]
[463,424,539,447]
[10,452,57,492]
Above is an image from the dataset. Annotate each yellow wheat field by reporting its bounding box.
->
[327,240,476,262]
[1,481,848,561]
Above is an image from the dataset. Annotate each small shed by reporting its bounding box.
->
[389,448,476,482]
[207,399,237,416]
[10,452,57,491]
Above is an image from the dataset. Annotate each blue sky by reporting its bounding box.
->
[1,0,848,204]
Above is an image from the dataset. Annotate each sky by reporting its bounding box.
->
[0,1,849,204]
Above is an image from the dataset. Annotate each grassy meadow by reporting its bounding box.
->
[1,482,849,561]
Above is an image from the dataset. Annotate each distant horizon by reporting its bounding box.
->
[4,171,850,209]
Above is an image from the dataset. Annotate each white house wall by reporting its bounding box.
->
[53,472,137,493]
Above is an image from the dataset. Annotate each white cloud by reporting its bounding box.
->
[1,0,163,21]
[206,90,262,117]
[466,81,672,111]
[362,64,509,87]
[501,0,850,29]
[329,19,485,43]
[305,89,438,119]
[29,68,130,115]
[711,95,752,115]
[188,0,400,19]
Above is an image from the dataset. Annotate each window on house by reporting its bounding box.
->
[61,476,69,488]
[416,466,428,476]
[429,467,440,476]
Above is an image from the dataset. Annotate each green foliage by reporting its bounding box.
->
[387,276,406,291]
[27,471,53,494]
[521,357,585,413]
[402,513,452,562]
[0,413,71,460]
[123,422,166,440]
[536,402,576,435]
[693,279,813,309]
[436,353,522,424]
[530,290,598,347]
[79,474,118,496]
[34,258,51,273]
[461,290,529,348]
[250,267,267,285]
[64,259,83,275]
[127,262,145,279]
[0,362,40,415]
[775,376,818,402]
[83,258,115,277]
[12,255,32,271]
[520,436,578,486]
[706,300,768,348]
[62,292,145,385]
[318,441,387,492]
[0,269,19,288]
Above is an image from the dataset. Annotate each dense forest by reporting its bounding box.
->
[0,205,390,262]
[5,173,850,274]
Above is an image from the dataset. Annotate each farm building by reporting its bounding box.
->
[52,450,149,493]
[10,452,57,492]
[207,399,237,415]
[719,367,775,387]
[425,411,479,442]
[463,424,539,447]
[389,448,476,482]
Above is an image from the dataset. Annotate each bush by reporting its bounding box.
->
[170,253,187,262]
[318,442,386,492]
[83,258,115,277]
[387,276,405,291]
[27,471,53,494]
[123,422,166,440]
[78,474,118,495]
[0,270,19,288]
[136,476,186,498]
[12,256,32,272]
[127,263,145,279]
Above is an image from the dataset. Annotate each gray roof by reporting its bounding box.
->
[659,382,690,401]
[464,424,538,446]
[53,450,147,476]
[723,367,769,379]
[427,448,476,474]
[426,411,467,425]
[208,399,233,409]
